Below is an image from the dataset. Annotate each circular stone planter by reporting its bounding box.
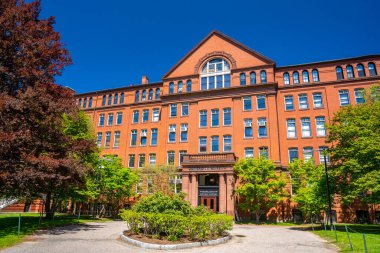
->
[120,232,232,250]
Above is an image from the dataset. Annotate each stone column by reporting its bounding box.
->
[219,174,227,213]
[226,174,235,216]
[182,174,189,202]
[191,174,198,207]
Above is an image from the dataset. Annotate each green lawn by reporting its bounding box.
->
[312,224,380,253]
[0,213,110,250]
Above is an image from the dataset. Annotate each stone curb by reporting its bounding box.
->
[120,232,232,250]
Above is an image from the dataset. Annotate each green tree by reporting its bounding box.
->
[327,85,380,204]
[234,157,287,223]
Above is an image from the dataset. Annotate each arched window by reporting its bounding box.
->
[283,72,290,85]
[240,73,246,85]
[302,70,309,83]
[357,64,366,77]
[120,93,125,104]
[186,80,192,92]
[260,70,267,83]
[312,69,319,82]
[336,66,344,80]
[200,58,231,90]
[250,72,256,85]
[102,95,106,106]
[78,98,82,107]
[178,81,183,93]
[141,90,146,101]
[148,89,153,100]
[108,94,112,105]
[83,98,87,108]
[135,91,140,103]
[368,62,377,76]
[169,82,174,94]
[346,65,354,78]
[88,97,93,108]
[114,93,119,104]
[155,88,160,99]
[293,71,300,84]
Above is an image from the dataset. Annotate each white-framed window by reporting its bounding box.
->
[303,147,313,161]
[354,88,365,104]
[138,154,145,168]
[339,90,350,106]
[286,119,296,138]
[298,94,309,109]
[150,128,158,146]
[132,110,139,123]
[152,108,160,122]
[168,124,176,143]
[180,123,188,142]
[113,131,120,148]
[149,153,156,166]
[223,135,232,152]
[244,119,253,138]
[243,96,252,111]
[211,136,219,152]
[319,146,330,164]
[96,132,102,147]
[181,103,189,116]
[128,154,135,168]
[178,81,183,93]
[179,150,187,165]
[223,108,231,126]
[142,109,149,123]
[199,137,207,153]
[98,114,105,126]
[170,104,177,117]
[284,95,294,110]
[167,151,175,165]
[211,109,219,127]
[301,117,311,137]
[107,113,114,126]
[199,110,207,127]
[104,131,111,148]
[289,148,299,162]
[316,116,326,137]
[200,58,231,90]
[258,118,267,137]
[116,112,123,125]
[259,146,269,159]
[256,95,266,110]
[312,93,323,108]
[130,130,137,146]
[245,147,254,158]
[140,129,147,146]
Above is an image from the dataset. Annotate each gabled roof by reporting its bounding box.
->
[162,30,275,79]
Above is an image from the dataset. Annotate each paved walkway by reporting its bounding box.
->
[1,221,337,253]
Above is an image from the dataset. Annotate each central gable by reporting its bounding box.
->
[163,30,274,79]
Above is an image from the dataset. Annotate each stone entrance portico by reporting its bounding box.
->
[180,153,236,216]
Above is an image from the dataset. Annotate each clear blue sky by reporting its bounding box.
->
[37,0,380,94]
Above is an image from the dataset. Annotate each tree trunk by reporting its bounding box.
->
[45,192,54,219]
[255,213,260,223]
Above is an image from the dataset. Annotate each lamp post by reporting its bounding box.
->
[321,148,334,230]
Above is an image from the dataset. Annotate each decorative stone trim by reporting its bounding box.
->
[194,51,237,74]
[120,232,231,250]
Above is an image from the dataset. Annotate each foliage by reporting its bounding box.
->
[288,159,333,222]
[327,84,380,204]
[136,165,178,196]
[234,157,287,222]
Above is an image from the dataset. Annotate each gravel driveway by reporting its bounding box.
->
[1,221,337,253]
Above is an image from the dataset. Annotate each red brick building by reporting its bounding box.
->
[72,31,379,222]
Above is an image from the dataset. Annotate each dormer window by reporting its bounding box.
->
[200,58,231,90]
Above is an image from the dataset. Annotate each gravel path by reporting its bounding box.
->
[1,221,337,253]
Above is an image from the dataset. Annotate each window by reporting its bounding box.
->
[312,69,319,82]
[141,90,146,101]
[181,103,189,116]
[339,90,350,106]
[180,124,188,142]
[120,93,124,104]
[301,117,311,137]
[167,151,175,165]
[104,132,111,148]
[244,119,253,138]
[293,71,300,84]
[243,96,252,110]
[199,137,207,153]
[148,89,153,100]
[107,113,113,126]
[303,147,313,161]
[108,94,112,105]
[357,64,366,77]
[155,88,160,99]
[258,118,267,137]
[286,119,296,138]
[211,109,219,127]
[223,108,231,126]
[257,95,266,110]
[200,110,207,127]
[285,95,294,110]
[289,148,299,162]
[283,72,290,85]
[178,81,183,93]
[245,147,254,158]
[152,108,160,122]
[211,136,219,152]
[170,104,177,117]
[151,128,158,145]
[346,65,354,78]
[102,95,106,106]
[354,88,365,104]
[132,110,139,123]
[223,135,232,152]
[260,70,267,83]
[114,93,118,104]
[200,58,231,90]
[98,114,105,126]
[96,132,102,147]
[116,112,122,125]
[83,98,87,108]
[168,124,176,142]
[149,154,156,166]
[179,150,187,165]
[78,98,81,107]
[128,154,135,168]
[259,147,269,159]
[141,109,148,123]
[336,66,344,80]
[302,70,309,83]
[298,94,309,109]
[250,72,256,84]
[240,73,246,85]
[316,116,326,136]
[140,129,147,146]
[113,131,120,148]
[130,130,137,146]
[186,80,192,92]
[135,91,140,103]
[138,154,145,168]
[319,146,330,163]
[368,62,377,76]
[88,97,93,107]
[313,93,323,108]
[169,82,174,94]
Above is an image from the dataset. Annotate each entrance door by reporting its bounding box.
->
[201,196,217,212]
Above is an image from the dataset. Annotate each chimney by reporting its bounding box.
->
[141,75,149,84]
